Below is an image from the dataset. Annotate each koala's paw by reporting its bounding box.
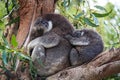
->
[27,38,41,55]
[31,45,45,63]
[70,48,80,66]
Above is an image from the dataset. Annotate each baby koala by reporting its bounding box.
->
[66,29,104,66]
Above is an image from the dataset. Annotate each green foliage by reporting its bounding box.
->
[56,0,120,49]
[94,5,107,11]
[0,31,30,68]
[92,9,112,18]
[105,2,116,19]
[0,32,34,78]
[11,34,18,47]
[0,1,7,19]
[0,0,19,30]
[83,17,99,27]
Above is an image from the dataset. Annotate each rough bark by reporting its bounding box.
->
[17,0,55,48]
[46,48,120,80]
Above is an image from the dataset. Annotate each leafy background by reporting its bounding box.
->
[0,0,120,79]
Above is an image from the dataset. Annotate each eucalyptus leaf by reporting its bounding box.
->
[92,10,112,18]
[83,17,99,27]
[2,51,8,65]
[12,53,18,70]
[74,12,84,19]
[94,5,107,11]
[62,0,70,7]
[0,45,5,50]
[18,53,31,60]
[2,36,9,47]
[0,20,5,29]
[0,1,7,19]
[11,35,18,47]
[91,14,99,25]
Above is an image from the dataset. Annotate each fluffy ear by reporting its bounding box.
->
[44,21,53,33]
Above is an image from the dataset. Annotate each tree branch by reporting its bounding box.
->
[47,48,120,80]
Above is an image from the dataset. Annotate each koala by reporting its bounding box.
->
[27,14,74,76]
[65,29,104,66]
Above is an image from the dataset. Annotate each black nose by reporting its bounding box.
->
[41,20,46,24]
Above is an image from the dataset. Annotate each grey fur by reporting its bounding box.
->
[66,29,104,66]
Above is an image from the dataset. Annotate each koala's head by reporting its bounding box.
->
[70,30,90,46]
[32,17,53,34]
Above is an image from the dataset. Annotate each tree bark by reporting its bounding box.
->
[46,48,120,80]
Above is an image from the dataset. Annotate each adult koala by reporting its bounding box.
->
[27,14,74,76]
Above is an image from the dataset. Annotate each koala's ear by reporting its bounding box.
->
[45,21,53,32]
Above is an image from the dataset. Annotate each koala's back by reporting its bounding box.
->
[76,39,104,64]
[69,29,104,66]
[76,29,104,58]
[35,37,72,76]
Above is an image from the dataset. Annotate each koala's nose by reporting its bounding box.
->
[41,20,46,24]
